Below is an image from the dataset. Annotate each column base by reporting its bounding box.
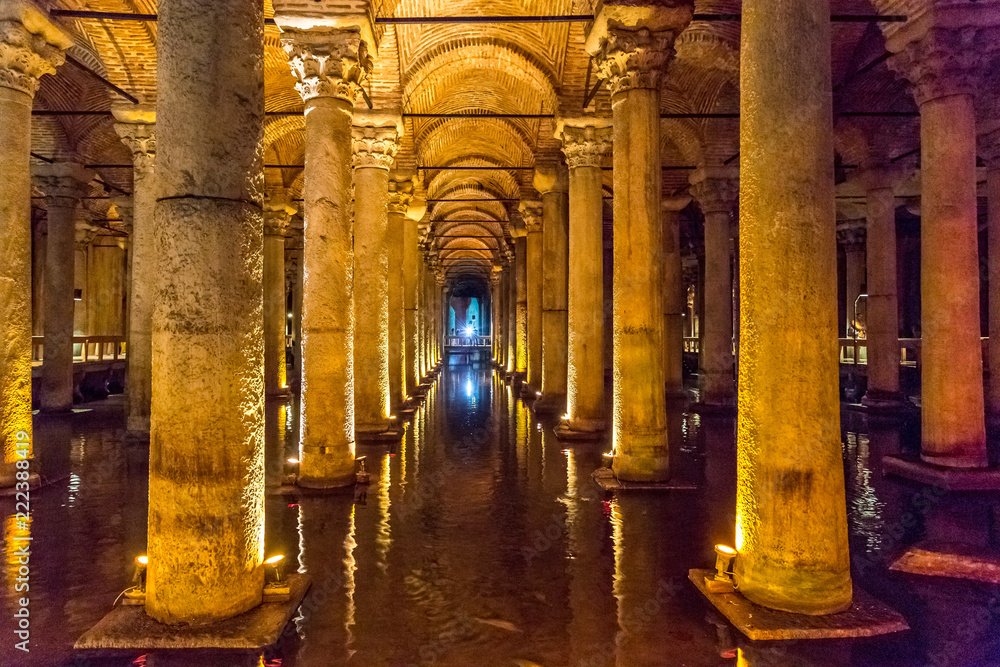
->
[125,429,152,445]
[554,417,606,440]
[533,392,566,414]
[591,467,696,491]
[687,569,908,641]
[665,385,689,401]
[689,401,737,417]
[265,389,292,399]
[860,390,912,414]
[74,574,310,651]
[520,383,541,401]
[504,371,524,385]
[0,472,41,496]
[882,455,1000,491]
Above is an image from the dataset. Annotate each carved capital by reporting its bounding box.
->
[111,195,134,234]
[557,121,613,169]
[533,163,568,195]
[690,177,738,215]
[837,221,867,249]
[264,190,297,236]
[281,28,371,104]
[0,3,72,97]
[519,200,543,233]
[388,173,414,215]
[112,105,156,175]
[592,27,677,96]
[34,162,94,207]
[888,26,1000,106]
[351,121,400,171]
[75,221,101,247]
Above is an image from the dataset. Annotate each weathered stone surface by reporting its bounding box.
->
[519,200,543,394]
[534,163,569,413]
[890,541,1000,584]
[883,456,1000,490]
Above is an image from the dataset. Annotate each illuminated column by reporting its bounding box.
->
[287,229,304,390]
[491,267,504,366]
[534,164,570,411]
[263,190,295,397]
[662,194,691,397]
[35,163,93,413]
[588,1,692,480]
[512,225,528,378]
[148,0,265,623]
[279,20,370,486]
[690,169,738,409]
[520,200,544,395]
[556,120,611,435]
[436,278,447,366]
[736,0,852,614]
[112,107,156,435]
[387,174,412,411]
[888,16,988,468]
[403,197,425,398]
[0,5,70,477]
[861,170,906,409]
[985,132,1000,422]
[838,221,866,337]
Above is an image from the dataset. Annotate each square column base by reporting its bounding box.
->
[533,392,566,414]
[882,456,1000,490]
[688,569,908,641]
[74,574,311,651]
[689,402,737,417]
[591,467,697,492]
[553,419,606,440]
[890,541,1000,585]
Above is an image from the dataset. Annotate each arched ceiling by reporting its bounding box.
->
[30,0,949,284]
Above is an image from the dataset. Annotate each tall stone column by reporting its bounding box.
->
[535,164,569,412]
[113,106,156,437]
[287,229,304,391]
[35,163,93,413]
[588,3,692,480]
[491,267,504,367]
[403,197,425,399]
[512,227,528,379]
[984,131,1000,423]
[520,200,544,395]
[888,16,989,468]
[31,211,45,337]
[860,171,906,409]
[690,170,738,409]
[263,190,295,397]
[838,221,866,337]
[662,194,691,398]
[436,278,447,367]
[736,0,852,615]
[0,5,70,478]
[148,0,265,624]
[556,120,611,435]
[279,20,371,486]
[387,175,412,411]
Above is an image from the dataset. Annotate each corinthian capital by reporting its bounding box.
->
[0,1,72,97]
[264,189,297,236]
[388,174,414,215]
[112,105,156,175]
[281,27,372,104]
[351,111,402,170]
[519,200,543,233]
[557,119,613,169]
[689,167,738,215]
[33,162,94,207]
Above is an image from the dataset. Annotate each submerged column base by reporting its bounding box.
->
[554,416,606,440]
[533,392,566,414]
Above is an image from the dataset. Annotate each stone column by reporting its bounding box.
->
[512,227,528,379]
[860,170,906,409]
[387,175,412,411]
[520,200,544,395]
[403,197,425,399]
[113,106,156,437]
[35,164,93,413]
[0,4,70,477]
[838,221,866,337]
[534,164,570,412]
[263,190,295,397]
[148,0,265,624]
[588,3,692,480]
[279,21,371,486]
[690,170,738,409]
[491,266,504,367]
[888,16,989,468]
[984,131,1000,422]
[736,0,852,614]
[662,194,691,398]
[287,228,304,390]
[435,278,446,367]
[556,120,611,435]
[31,211,45,337]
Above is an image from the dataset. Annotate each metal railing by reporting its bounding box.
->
[32,336,127,363]
[445,335,491,348]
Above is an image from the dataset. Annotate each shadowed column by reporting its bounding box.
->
[535,164,569,413]
[985,132,1000,424]
[662,194,691,398]
[403,196,425,399]
[512,222,528,379]
[520,200,543,396]
[387,174,412,411]
[263,190,295,397]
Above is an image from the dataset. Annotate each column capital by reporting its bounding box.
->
[556,118,613,169]
[264,190,297,236]
[75,220,101,247]
[689,168,738,215]
[518,200,543,232]
[585,3,692,97]
[406,196,427,222]
[661,193,691,213]
[980,128,1000,171]
[836,220,867,249]
[110,194,134,234]
[0,1,72,97]
[532,162,568,194]
[280,26,372,105]
[856,165,912,194]
[351,111,402,170]
[388,171,414,214]
[34,162,94,207]
[112,105,157,175]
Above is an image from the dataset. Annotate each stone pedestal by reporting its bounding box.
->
[587,2,692,481]
[403,197,425,399]
[888,16,990,469]
[35,163,94,413]
[279,23,371,487]
[736,0,852,615]
[690,170,738,410]
[387,174,412,411]
[0,1,70,477]
[148,0,266,624]
[662,194,691,398]
[263,191,295,397]
[534,164,569,413]
[113,105,157,435]
[520,200,544,397]
[555,120,611,436]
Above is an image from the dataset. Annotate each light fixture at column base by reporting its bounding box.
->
[688,569,908,641]
[591,467,696,492]
[74,574,311,651]
[883,455,1000,491]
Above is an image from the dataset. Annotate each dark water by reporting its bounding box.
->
[2,361,1000,666]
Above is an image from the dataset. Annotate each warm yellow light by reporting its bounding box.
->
[715,544,736,556]
[136,555,148,565]
[287,458,299,464]
[535,391,541,396]
[264,554,284,565]
[602,452,614,458]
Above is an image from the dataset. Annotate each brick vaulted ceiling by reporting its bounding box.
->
[30,0,930,282]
